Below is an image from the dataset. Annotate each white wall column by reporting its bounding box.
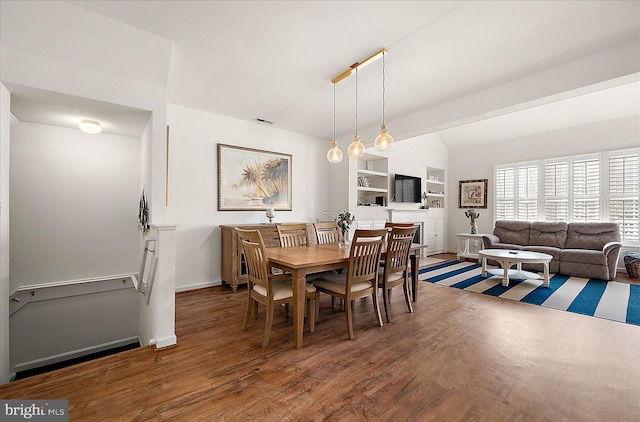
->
[0,83,11,383]
[139,224,178,349]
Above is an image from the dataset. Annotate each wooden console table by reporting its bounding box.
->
[220,224,280,292]
[220,223,314,292]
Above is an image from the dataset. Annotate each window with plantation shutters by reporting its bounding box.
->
[494,148,639,246]
[496,166,515,220]
[573,158,599,222]
[609,152,639,243]
[544,161,568,222]
[517,165,537,221]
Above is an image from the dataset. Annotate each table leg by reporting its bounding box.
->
[502,260,510,287]
[543,262,550,287]
[292,272,306,349]
[410,253,419,302]
[481,256,487,277]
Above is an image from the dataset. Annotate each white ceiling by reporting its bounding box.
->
[2,0,639,146]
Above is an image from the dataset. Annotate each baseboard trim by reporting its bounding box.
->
[175,279,222,292]
[154,334,177,349]
[13,336,140,373]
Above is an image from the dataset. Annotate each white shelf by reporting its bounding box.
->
[355,152,389,206]
[426,193,444,198]
[357,187,388,193]
[426,179,444,186]
[358,169,387,177]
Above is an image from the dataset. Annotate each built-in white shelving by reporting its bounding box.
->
[425,167,445,208]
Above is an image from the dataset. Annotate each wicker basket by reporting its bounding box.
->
[624,252,640,279]
[626,261,640,279]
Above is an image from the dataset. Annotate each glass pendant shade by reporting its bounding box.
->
[347,68,364,158]
[327,83,344,163]
[327,139,343,163]
[348,134,365,158]
[374,124,394,151]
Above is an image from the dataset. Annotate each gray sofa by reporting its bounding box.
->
[482,221,622,280]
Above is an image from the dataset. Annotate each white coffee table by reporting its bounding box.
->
[478,249,553,287]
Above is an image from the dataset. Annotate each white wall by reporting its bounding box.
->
[0,83,11,383]
[1,1,175,352]
[166,103,331,291]
[10,122,141,290]
[446,115,640,250]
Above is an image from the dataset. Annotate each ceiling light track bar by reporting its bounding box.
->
[331,48,387,84]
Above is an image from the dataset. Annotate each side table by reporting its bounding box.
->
[456,233,487,262]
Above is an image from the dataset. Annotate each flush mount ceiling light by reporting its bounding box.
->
[374,50,394,151]
[326,83,344,163]
[79,119,102,135]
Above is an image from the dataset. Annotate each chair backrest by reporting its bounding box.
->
[276,223,309,247]
[347,229,388,286]
[384,222,415,228]
[313,222,340,244]
[235,228,270,290]
[383,226,418,277]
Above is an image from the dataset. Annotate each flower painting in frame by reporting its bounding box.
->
[217,144,292,211]
[459,179,488,208]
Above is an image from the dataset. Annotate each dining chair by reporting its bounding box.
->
[275,223,321,320]
[276,223,310,247]
[378,226,417,323]
[312,228,387,340]
[380,222,415,265]
[384,222,415,228]
[235,228,316,347]
[313,221,340,244]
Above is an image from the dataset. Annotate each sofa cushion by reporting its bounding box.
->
[522,245,561,273]
[560,249,607,265]
[560,261,610,281]
[565,223,620,251]
[490,243,524,251]
[494,220,531,246]
[522,245,561,261]
[529,222,568,248]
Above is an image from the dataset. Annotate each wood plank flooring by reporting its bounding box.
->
[2,254,639,421]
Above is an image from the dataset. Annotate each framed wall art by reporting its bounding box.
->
[458,179,487,208]
[217,144,292,211]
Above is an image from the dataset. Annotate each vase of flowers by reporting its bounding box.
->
[464,210,479,234]
[337,209,355,249]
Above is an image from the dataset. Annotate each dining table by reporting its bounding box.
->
[266,242,427,348]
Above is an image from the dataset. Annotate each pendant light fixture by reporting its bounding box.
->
[326,83,343,163]
[347,68,365,158]
[374,50,393,151]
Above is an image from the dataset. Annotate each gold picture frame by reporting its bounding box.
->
[217,144,292,211]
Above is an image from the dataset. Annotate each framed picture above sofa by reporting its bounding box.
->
[459,179,487,208]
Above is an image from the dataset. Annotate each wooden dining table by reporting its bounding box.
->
[266,242,426,348]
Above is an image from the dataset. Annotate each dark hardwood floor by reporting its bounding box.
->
[1,253,639,421]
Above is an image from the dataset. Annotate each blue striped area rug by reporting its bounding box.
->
[419,261,640,326]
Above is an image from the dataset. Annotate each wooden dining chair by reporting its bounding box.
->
[378,226,417,322]
[313,222,340,244]
[235,228,316,347]
[276,223,310,247]
[312,228,387,340]
[275,223,321,320]
[384,222,415,228]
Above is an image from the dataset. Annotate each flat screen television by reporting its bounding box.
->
[394,174,422,203]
